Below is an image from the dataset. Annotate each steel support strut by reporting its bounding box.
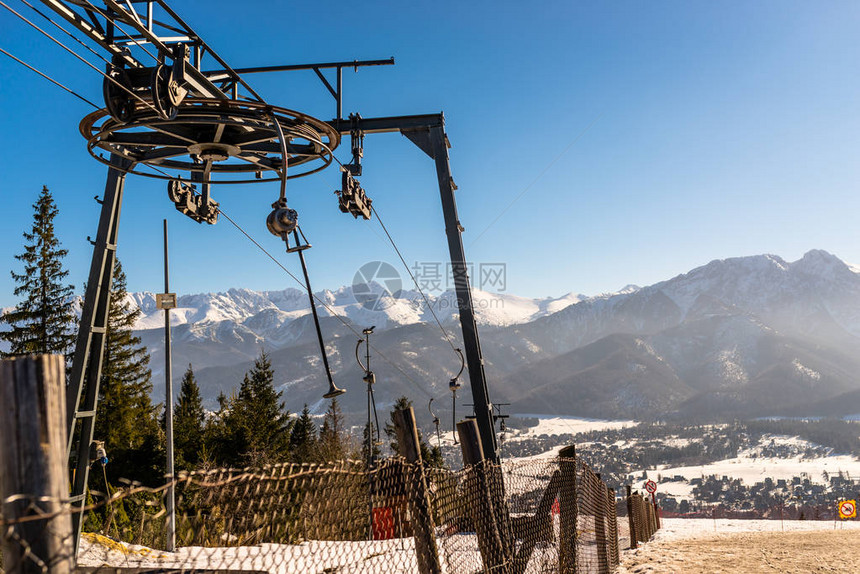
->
[427,126,499,463]
[328,113,500,463]
[66,153,131,552]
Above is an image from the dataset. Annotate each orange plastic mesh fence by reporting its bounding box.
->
[1,457,630,574]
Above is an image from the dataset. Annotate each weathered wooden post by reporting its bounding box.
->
[393,407,441,574]
[558,445,577,574]
[626,485,638,549]
[458,419,508,573]
[0,355,73,574]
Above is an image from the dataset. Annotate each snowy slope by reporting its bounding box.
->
[130,285,587,333]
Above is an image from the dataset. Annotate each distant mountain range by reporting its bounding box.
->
[122,249,860,423]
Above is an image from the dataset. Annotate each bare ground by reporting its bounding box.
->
[619,530,860,573]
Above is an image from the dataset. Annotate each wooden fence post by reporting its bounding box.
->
[457,419,509,573]
[558,445,577,574]
[626,485,637,549]
[393,407,441,574]
[0,355,73,574]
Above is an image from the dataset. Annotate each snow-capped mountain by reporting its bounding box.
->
[126,249,860,420]
[131,285,587,336]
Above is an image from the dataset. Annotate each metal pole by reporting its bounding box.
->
[163,219,176,552]
[296,248,337,390]
[429,125,498,462]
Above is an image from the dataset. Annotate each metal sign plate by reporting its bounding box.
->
[156,293,177,310]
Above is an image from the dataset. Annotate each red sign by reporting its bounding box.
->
[645,480,657,494]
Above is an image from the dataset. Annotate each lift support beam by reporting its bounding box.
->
[66,112,499,559]
[329,112,500,463]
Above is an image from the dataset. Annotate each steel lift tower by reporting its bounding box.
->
[29,0,502,552]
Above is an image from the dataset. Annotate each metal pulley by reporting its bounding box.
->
[102,47,189,122]
[266,199,299,237]
[151,63,179,120]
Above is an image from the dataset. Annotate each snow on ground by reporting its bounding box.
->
[437,415,637,451]
[79,532,555,574]
[618,434,860,495]
[640,452,860,488]
[78,533,424,574]
[509,414,637,438]
[500,415,638,460]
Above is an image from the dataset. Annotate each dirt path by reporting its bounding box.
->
[619,530,860,573]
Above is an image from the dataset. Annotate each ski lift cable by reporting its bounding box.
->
[368,202,461,358]
[326,152,462,382]
[1,0,163,117]
[213,204,434,400]
[19,0,113,67]
[0,45,99,108]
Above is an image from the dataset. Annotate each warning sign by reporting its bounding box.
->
[838,500,856,519]
[645,480,657,494]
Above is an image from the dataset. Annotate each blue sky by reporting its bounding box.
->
[1,0,859,308]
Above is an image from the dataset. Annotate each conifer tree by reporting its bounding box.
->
[174,364,206,470]
[319,397,349,461]
[1,186,75,357]
[218,350,293,466]
[384,395,444,468]
[94,260,161,483]
[289,404,319,463]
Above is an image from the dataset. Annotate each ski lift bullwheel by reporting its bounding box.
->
[79,99,340,184]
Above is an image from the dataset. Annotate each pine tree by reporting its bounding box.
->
[318,397,349,461]
[384,395,444,468]
[94,260,161,483]
[174,364,206,470]
[1,186,75,357]
[289,404,318,463]
[218,350,293,466]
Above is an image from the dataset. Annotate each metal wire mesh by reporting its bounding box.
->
[1,456,639,574]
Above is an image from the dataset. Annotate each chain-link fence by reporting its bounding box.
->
[2,455,654,574]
